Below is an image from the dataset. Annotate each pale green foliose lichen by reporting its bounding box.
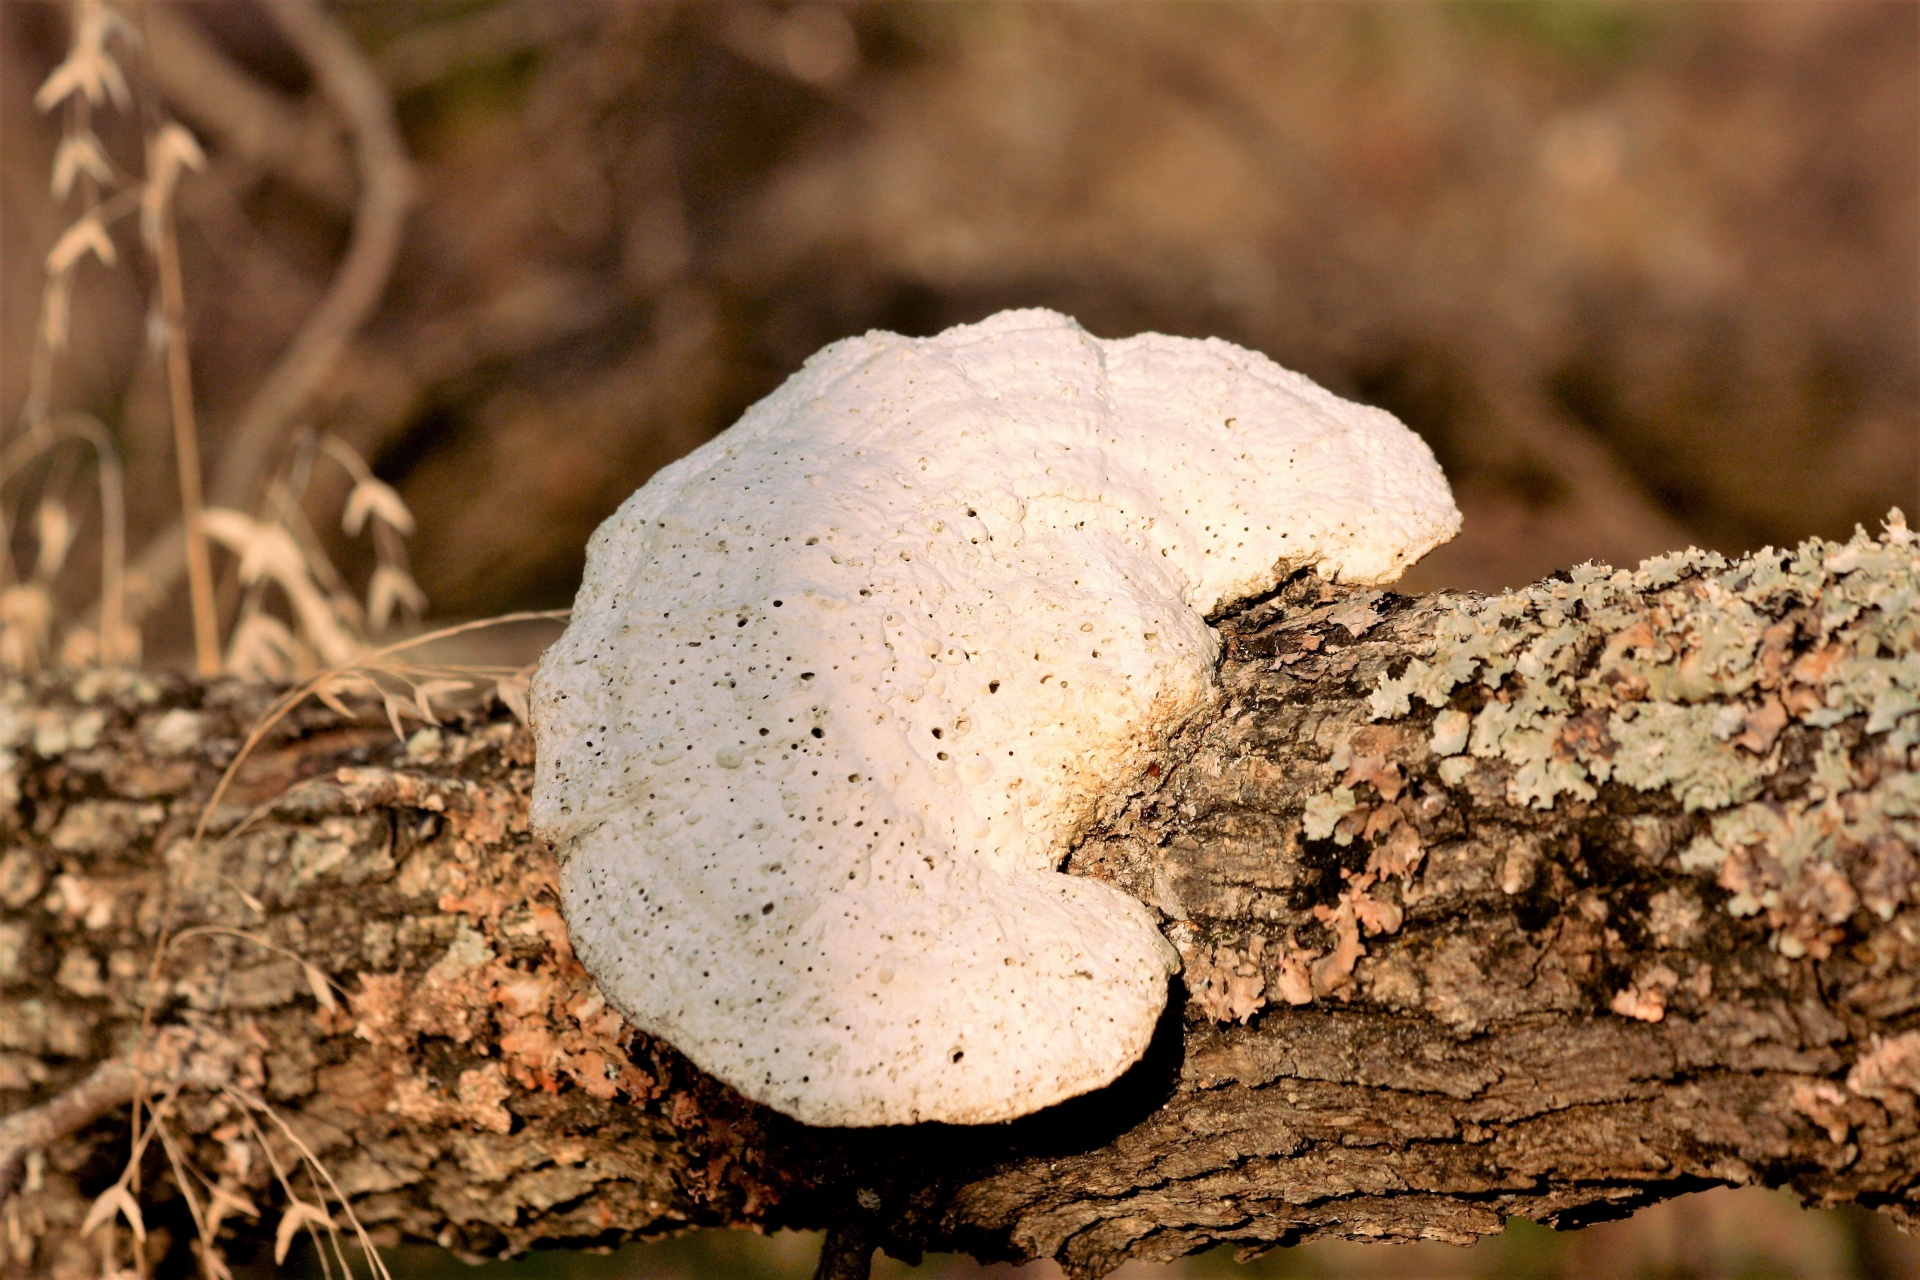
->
[1601,704,1765,812]
[1335,512,1920,956]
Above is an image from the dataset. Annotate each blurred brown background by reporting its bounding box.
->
[4,1,1919,1276]
[6,1,1917,653]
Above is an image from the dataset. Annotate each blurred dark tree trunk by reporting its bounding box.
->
[2,533,1919,1279]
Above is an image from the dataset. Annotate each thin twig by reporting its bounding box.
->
[140,1,354,211]
[218,1090,337,1277]
[227,1086,395,1280]
[79,417,126,664]
[111,0,415,634]
[151,169,221,675]
[150,1120,214,1269]
[0,1058,140,1200]
[209,0,414,513]
[0,1064,191,1203]
[1,413,128,665]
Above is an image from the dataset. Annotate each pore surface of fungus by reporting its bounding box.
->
[531,309,1458,1125]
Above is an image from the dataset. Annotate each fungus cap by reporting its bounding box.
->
[531,309,1458,1126]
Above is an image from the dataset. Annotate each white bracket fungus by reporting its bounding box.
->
[530,309,1458,1126]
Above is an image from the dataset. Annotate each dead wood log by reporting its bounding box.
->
[2,523,1918,1278]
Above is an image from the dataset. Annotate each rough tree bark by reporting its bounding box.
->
[1,523,1917,1280]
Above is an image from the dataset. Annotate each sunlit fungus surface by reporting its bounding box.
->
[530,309,1459,1125]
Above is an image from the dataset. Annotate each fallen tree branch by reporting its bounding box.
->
[3,522,1919,1278]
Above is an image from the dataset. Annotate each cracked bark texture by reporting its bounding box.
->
[2,525,1918,1280]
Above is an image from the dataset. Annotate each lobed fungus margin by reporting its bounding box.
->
[530,309,1458,1126]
